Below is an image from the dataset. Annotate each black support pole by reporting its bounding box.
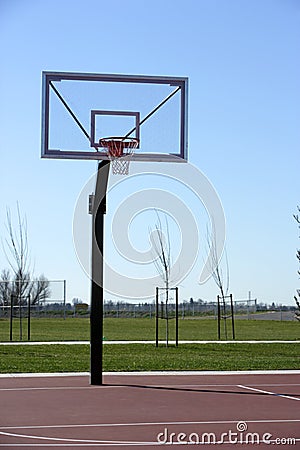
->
[90,160,110,385]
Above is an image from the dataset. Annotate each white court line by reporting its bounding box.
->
[1,440,300,448]
[0,341,90,346]
[1,420,299,447]
[242,383,300,386]
[0,442,299,448]
[0,430,153,446]
[0,369,300,378]
[0,340,300,345]
[0,339,300,346]
[238,384,300,401]
[1,418,300,431]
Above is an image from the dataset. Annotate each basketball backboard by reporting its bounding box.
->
[41,72,188,162]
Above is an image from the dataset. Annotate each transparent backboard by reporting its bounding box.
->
[41,72,188,162]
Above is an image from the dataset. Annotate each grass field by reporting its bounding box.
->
[1,318,299,373]
[0,317,299,342]
[0,343,299,373]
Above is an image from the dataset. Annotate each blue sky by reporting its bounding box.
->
[0,0,299,305]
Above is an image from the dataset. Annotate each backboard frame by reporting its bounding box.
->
[41,71,188,162]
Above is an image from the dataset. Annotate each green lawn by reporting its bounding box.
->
[0,317,299,373]
[0,343,299,373]
[0,317,299,342]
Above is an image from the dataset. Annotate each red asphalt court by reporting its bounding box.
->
[0,372,299,449]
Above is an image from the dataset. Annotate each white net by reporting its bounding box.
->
[99,137,139,175]
[109,155,132,175]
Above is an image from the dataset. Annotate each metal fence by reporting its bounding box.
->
[103,299,258,319]
[0,280,67,319]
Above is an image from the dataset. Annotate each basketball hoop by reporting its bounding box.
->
[99,137,139,175]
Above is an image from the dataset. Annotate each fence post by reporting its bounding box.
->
[230,294,235,340]
[217,295,221,340]
[27,295,31,340]
[63,280,66,320]
[10,295,13,341]
[155,287,159,347]
[175,287,179,347]
[19,294,22,341]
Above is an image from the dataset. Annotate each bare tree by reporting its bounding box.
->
[0,272,51,310]
[1,205,50,307]
[150,211,172,346]
[0,269,11,306]
[30,275,51,305]
[2,205,31,305]
[206,222,230,338]
[294,294,300,322]
[293,206,300,321]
